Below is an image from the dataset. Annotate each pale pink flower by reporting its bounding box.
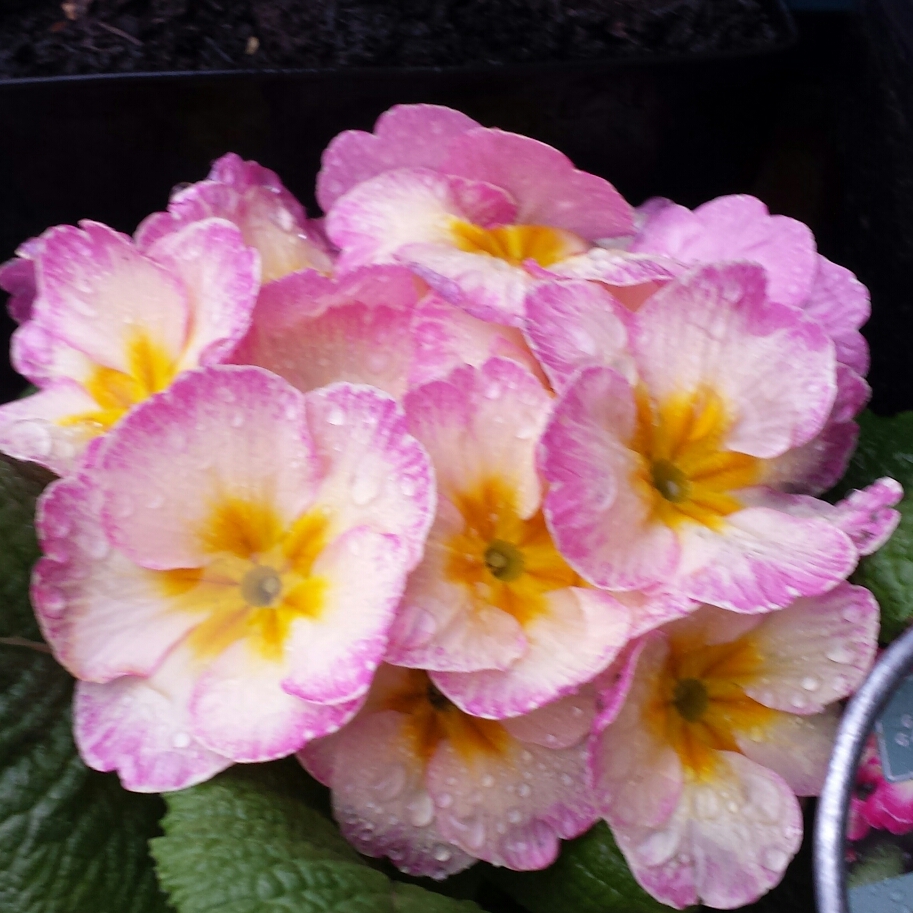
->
[321,104,633,325]
[592,587,879,909]
[536,263,899,612]
[387,358,649,719]
[0,219,259,474]
[137,152,334,282]
[31,365,434,791]
[300,664,598,876]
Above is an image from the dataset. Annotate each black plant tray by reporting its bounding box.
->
[0,0,796,402]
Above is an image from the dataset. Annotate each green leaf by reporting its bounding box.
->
[836,410,913,496]
[855,495,913,642]
[491,822,670,913]
[0,646,171,913]
[0,454,54,641]
[152,762,487,913]
[847,841,905,889]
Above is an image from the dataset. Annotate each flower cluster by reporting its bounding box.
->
[0,105,901,909]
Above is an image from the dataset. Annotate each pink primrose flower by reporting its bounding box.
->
[542,195,871,492]
[592,587,879,909]
[536,263,899,612]
[136,152,334,282]
[0,219,259,475]
[30,365,434,792]
[852,735,913,837]
[299,664,598,877]
[387,358,655,719]
[321,104,633,325]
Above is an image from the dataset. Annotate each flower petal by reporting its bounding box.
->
[633,263,836,458]
[73,644,232,793]
[304,709,474,879]
[317,104,480,212]
[741,582,879,714]
[523,279,631,392]
[432,587,630,718]
[96,366,321,569]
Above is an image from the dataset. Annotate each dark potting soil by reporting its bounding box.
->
[0,0,782,79]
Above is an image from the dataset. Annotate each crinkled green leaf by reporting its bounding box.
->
[855,495,913,642]
[836,410,913,496]
[152,763,486,913]
[0,646,171,913]
[491,822,670,913]
[0,454,54,641]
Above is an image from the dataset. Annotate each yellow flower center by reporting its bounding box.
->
[444,477,580,627]
[645,632,773,780]
[383,669,509,764]
[60,332,177,435]
[631,387,760,530]
[450,220,588,268]
[159,497,328,662]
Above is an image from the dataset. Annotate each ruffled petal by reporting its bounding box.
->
[73,644,232,792]
[317,104,480,212]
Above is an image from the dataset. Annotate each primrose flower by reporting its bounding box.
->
[0,219,259,475]
[536,263,897,611]
[321,104,633,325]
[592,586,879,909]
[136,152,334,282]
[387,357,647,718]
[31,365,434,791]
[300,664,598,877]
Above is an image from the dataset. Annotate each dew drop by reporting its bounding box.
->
[407,793,435,828]
[433,846,452,862]
[483,382,502,401]
[507,809,522,824]
[560,773,573,787]
[436,792,453,809]
[351,470,381,506]
[172,732,191,749]
[842,605,863,623]
[789,693,807,710]
[481,775,495,788]
[520,750,533,763]
[230,412,245,429]
[374,763,407,801]
[762,847,788,871]
[326,406,346,426]
[6,421,52,457]
[726,800,740,814]
[367,352,390,374]
[517,783,531,798]
[801,676,819,692]
[465,818,486,850]
[400,477,417,497]
[825,645,853,664]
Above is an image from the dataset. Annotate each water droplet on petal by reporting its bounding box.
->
[507,808,522,824]
[789,693,807,710]
[481,775,495,788]
[6,421,52,458]
[435,792,453,809]
[172,732,191,749]
[230,412,244,429]
[351,470,381,506]
[465,818,486,850]
[517,783,531,798]
[373,763,407,801]
[762,846,789,871]
[483,382,502,400]
[400,477,417,497]
[407,793,435,828]
[694,789,720,820]
[560,773,573,787]
[825,645,853,664]
[842,605,863,623]
[801,676,819,692]
[327,406,346,426]
[433,845,452,862]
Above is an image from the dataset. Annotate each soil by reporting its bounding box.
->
[0,0,783,79]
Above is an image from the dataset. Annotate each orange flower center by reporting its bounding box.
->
[631,386,760,530]
[450,220,588,268]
